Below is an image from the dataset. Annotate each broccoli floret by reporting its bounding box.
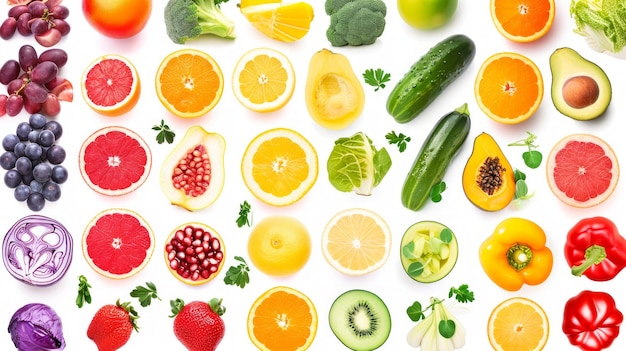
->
[164,0,236,44]
[325,0,386,46]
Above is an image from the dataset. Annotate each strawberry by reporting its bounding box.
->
[170,297,226,351]
[87,299,139,351]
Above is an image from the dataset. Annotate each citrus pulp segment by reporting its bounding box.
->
[475,52,544,124]
[240,0,314,42]
[164,222,226,285]
[546,133,619,208]
[321,208,391,276]
[490,0,555,43]
[155,49,224,118]
[81,54,141,117]
[247,286,317,351]
[82,208,155,279]
[232,47,295,113]
[487,297,549,351]
[247,215,311,276]
[78,126,152,196]
[241,128,318,206]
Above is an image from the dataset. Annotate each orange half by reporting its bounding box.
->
[491,0,555,42]
[155,49,224,118]
[488,297,549,351]
[475,52,544,124]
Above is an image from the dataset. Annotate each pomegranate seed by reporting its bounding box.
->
[167,224,223,282]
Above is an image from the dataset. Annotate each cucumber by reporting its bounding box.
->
[387,34,476,124]
[401,104,471,211]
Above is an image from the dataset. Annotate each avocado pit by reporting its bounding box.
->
[562,76,599,109]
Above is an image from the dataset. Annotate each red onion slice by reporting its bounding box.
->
[2,215,73,286]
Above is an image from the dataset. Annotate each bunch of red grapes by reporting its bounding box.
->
[0,0,70,47]
[0,44,71,117]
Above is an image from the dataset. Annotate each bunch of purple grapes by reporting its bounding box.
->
[0,44,71,117]
[0,0,70,47]
[1,113,67,211]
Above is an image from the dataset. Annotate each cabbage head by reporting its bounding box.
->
[571,0,626,55]
[8,303,65,351]
[327,132,392,195]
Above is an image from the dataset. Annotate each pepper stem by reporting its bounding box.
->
[571,245,607,277]
[506,243,533,271]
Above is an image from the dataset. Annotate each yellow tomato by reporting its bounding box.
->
[397,0,458,30]
[247,216,311,276]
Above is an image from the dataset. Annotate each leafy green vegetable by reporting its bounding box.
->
[385,130,410,152]
[236,201,252,228]
[513,169,534,202]
[571,0,626,55]
[363,68,391,91]
[448,284,475,303]
[327,132,392,196]
[508,131,542,169]
[76,275,92,308]
[429,181,447,203]
[152,119,176,144]
[164,0,236,44]
[223,256,250,288]
[130,282,161,307]
[325,0,387,46]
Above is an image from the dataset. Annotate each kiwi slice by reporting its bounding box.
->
[328,289,391,351]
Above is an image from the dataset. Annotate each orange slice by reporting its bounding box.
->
[241,128,318,206]
[240,0,314,42]
[491,0,555,42]
[248,286,317,351]
[488,297,549,351]
[232,47,295,112]
[81,54,140,117]
[155,49,224,119]
[475,52,544,124]
[322,208,391,276]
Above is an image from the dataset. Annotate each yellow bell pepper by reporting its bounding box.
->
[479,217,553,291]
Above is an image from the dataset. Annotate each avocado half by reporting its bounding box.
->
[549,47,612,121]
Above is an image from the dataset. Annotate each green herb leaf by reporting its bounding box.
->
[439,319,456,338]
[402,241,419,260]
[363,68,391,92]
[508,131,542,168]
[130,282,161,307]
[223,256,251,288]
[514,169,526,182]
[407,261,424,278]
[407,301,425,322]
[448,284,475,303]
[152,119,176,144]
[76,275,92,308]
[439,228,453,244]
[430,181,447,203]
[385,131,411,152]
[236,201,252,227]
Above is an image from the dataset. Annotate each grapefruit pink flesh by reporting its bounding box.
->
[547,134,619,207]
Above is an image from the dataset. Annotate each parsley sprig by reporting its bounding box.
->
[152,119,176,144]
[223,256,250,288]
[385,131,411,152]
[130,282,161,307]
[76,275,92,308]
[363,68,391,92]
[236,201,252,227]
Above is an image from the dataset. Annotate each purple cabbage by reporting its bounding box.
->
[2,215,73,286]
[8,303,66,350]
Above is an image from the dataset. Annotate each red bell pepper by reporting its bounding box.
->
[564,216,626,281]
[562,290,623,351]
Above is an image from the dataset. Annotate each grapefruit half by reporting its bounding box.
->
[79,126,152,196]
[81,54,141,117]
[82,208,155,279]
[546,133,619,208]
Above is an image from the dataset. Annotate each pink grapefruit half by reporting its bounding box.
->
[79,126,152,196]
[546,133,619,208]
[82,208,155,279]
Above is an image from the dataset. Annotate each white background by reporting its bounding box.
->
[2,0,626,350]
